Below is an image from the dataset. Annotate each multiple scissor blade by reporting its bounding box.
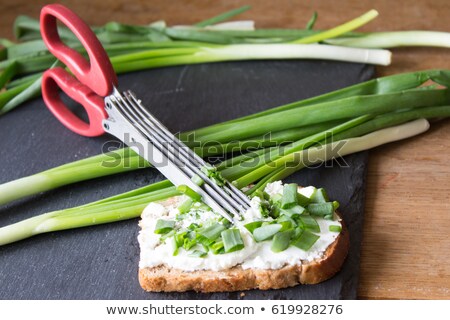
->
[103,87,250,222]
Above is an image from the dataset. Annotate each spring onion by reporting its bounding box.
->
[329,225,342,233]
[281,183,299,209]
[292,230,320,251]
[307,203,335,217]
[298,216,321,233]
[154,219,176,234]
[221,229,244,253]
[244,221,263,233]
[188,250,208,258]
[253,224,282,242]
[177,198,194,214]
[176,185,202,201]
[198,223,227,241]
[271,230,294,253]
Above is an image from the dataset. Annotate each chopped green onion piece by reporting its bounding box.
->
[159,229,176,242]
[183,238,197,250]
[188,223,200,231]
[172,236,180,256]
[188,250,207,258]
[178,198,194,214]
[279,220,294,231]
[292,230,320,251]
[281,204,306,218]
[329,225,342,232]
[198,223,227,241]
[297,193,311,207]
[310,188,329,203]
[270,193,282,203]
[277,215,297,227]
[307,202,334,217]
[324,214,333,220]
[154,219,176,234]
[244,221,263,233]
[191,174,204,186]
[210,240,225,255]
[253,224,282,242]
[297,215,320,233]
[177,185,202,201]
[271,229,294,253]
[332,201,340,210]
[281,183,298,209]
[221,229,244,253]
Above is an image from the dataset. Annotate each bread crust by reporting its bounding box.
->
[138,211,349,293]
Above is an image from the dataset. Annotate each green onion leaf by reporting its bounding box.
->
[244,221,263,233]
[310,188,329,203]
[329,225,342,232]
[297,192,311,207]
[198,223,227,241]
[154,219,176,234]
[191,174,204,186]
[271,229,294,252]
[177,185,202,201]
[297,215,320,233]
[281,183,298,208]
[210,240,225,255]
[221,229,244,253]
[253,224,282,242]
[281,204,306,218]
[177,198,194,214]
[188,250,207,258]
[291,230,320,251]
[307,202,335,217]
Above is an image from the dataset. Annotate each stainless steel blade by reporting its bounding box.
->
[103,90,234,222]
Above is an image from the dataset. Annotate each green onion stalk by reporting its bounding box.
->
[2,6,450,115]
[0,118,430,246]
[1,68,450,245]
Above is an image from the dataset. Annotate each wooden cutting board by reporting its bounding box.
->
[0,60,373,299]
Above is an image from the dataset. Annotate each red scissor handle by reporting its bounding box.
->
[40,4,118,137]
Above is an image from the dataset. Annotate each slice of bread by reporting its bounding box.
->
[138,192,350,293]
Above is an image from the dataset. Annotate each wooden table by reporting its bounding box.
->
[1,0,449,299]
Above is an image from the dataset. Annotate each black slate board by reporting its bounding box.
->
[0,60,373,299]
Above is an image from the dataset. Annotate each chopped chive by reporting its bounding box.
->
[210,240,225,255]
[276,215,297,227]
[188,250,207,258]
[198,223,227,241]
[178,198,194,214]
[281,183,298,209]
[154,219,176,234]
[291,230,320,251]
[297,215,320,233]
[279,220,294,231]
[332,200,340,210]
[310,188,329,203]
[329,225,342,232]
[271,229,294,252]
[221,229,244,253]
[307,202,335,216]
[297,192,311,207]
[172,236,180,256]
[270,193,282,204]
[244,221,263,233]
[188,223,200,231]
[281,204,306,218]
[324,214,333,220]
[177,185,202,201]
[191,174,204,186]
[253,223,282,242]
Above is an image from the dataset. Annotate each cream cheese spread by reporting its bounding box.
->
[138,182,342,271]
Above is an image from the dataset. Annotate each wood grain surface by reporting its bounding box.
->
[1,0,449,299]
